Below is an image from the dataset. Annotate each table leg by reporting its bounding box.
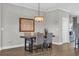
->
[29,38,33,53]
[25,39,26,51]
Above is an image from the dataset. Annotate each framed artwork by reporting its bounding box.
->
[19,18,35,32]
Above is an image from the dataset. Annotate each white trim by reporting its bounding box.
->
[6,4,79,16]
[10,3,46,12]
[0,42,70,50]
[0,48,1,50]
[1,44,24,50]
[62,41,70,44]
[47,8,70,13]
[52,41,70,45]
[52,42,63,45]
[9,4,71,13]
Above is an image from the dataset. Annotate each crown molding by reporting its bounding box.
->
[10,3,79,16]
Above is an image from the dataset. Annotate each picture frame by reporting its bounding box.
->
[19,18,35,32]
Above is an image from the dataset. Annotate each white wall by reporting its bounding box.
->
[0,3,70,49]
[45,9,70,44]
[1,3,45,49]
[45,10,62,44]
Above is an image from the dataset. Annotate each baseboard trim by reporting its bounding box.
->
[62,41,70,44]
[1,44,24,50]
[0,41,70,50]
[52,41,70,45]
[52,42,63,45]
[0,48,1,50]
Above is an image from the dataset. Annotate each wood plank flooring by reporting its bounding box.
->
[0,43,79,56]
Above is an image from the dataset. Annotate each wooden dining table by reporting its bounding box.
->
[20,33,55,53]
[20,35,36,53]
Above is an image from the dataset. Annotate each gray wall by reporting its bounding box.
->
[0,4,1,50]
[1,3,45,49]
[73,17,77,30]
[72,17,79,48]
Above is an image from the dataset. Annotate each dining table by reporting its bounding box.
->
[20,33,55,53]
[20,35,36,53]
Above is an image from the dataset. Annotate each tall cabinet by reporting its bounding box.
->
[73,17,79,48]
[0,4,1,50]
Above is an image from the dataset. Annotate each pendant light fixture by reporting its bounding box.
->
[34,3,44,22]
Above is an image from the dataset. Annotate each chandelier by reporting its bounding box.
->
[34,3,44,22]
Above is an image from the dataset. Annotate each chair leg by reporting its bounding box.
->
[49,43,52,50]
[41,45,43,51]
[36,46,39,52]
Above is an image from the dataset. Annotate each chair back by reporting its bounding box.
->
[36,32,44,45]
[47,33,53,43]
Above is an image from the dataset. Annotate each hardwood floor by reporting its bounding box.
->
[0,43,79,56]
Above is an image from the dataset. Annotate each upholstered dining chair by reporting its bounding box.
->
[47,33,53,48]
[33,32,44,50]
[43,33,53,48]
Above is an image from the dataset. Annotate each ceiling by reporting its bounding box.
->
[11,3,79,15]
